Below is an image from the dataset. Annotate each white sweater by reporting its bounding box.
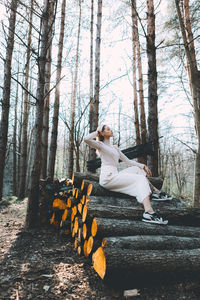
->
[83,131,144,169]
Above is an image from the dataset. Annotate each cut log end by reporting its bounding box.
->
[87,236,94,255]
[92,247,106,279]
[82,205,87,222]
[78,203,82,214]
[62,209,68,221]
[83,223,87,239]
[53,198,67,210]
[83,240,88,257]
[91,218,97,237]
[81,180,84,191]
[87,183,93,196]
[74,217,79,234]
[77,246,81,255]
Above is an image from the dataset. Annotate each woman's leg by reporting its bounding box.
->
[142,195,154,213]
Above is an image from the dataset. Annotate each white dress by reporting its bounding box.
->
[83,131,151,203]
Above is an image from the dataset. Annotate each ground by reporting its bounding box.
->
[0,198,200,300]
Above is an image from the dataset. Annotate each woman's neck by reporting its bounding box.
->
[103,137,111,145]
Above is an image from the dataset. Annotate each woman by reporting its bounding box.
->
[83,124,168,225]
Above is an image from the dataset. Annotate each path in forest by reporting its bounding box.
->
[0,198,200,300]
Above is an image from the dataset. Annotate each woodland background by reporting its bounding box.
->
[0,0,200,227]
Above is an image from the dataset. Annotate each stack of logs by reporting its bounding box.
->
[42,172,200,288]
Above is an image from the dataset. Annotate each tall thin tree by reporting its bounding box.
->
[18,0,34,199]
[93,0,103,131]
[89,0,95,161]
[68,0,82,178]
[146,0,159,176]
[26,0,56,227]
[48,0,66,180]
[0,0,18,200]
[131,0,141,145]
[175,0,200,207]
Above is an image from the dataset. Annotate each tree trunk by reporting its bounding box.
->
[146,0,159,176]
[174,0,200,207]
[18,0,33,199]
[12,71,19,196]
[131,0,141,145]
[48,0,66,180]
[26,0,56,228]
[94,217,200,238]
[92,246,200,286]
[41,0,56,179]
[68,0,82,178]
[102,235,200,250]
[86,202,200,226]
[93,0,103,130]
[89,0,96,162]
[0,0,18,200]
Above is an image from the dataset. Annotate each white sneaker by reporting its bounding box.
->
[142,211,168,225]
[151,191,172,201]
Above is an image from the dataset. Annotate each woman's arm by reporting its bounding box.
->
[117,147,152,176]
[118,148,144,168]
[83,131,102,150]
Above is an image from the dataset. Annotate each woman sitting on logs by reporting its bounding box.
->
[84,124,168,225]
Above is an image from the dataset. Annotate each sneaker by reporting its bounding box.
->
[151,191,172,201]
[142,211,168,225]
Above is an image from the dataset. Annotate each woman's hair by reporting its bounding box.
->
[96,124,106,142]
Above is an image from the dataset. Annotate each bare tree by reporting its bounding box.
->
[68,0,82,178]
[48,0,66,180]
[146,0,159,176]
[26,0,57,228]
[175,0,200,207]
[18,0,34,199]
[0,0,18,200]
[89,0,95,161]
[131,0,141,146]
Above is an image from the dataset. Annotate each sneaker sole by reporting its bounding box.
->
[142,219,168,225]
[151,197,172,201]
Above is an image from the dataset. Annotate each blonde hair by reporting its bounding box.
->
[96,125,106,142]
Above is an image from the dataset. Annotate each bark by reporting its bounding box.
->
[86,202,200,226]
[41,0,56,179]
[68,0,82,178]
[146,0,159,176]
[175,0,200,207]
[94,217,200,239]
[101,247,200,287]
[12,72,19,196]
[89,195,183,209]
[0,0,18,200]
[18,0,33,199]
[102,235,200,250]
[131,0,141,145]
[89,0,96,162]
[48,0,66,180]
[93,0,103,130]
[26,0,56,228]
[48,0,66,179]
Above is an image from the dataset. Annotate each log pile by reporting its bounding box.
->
[46,172,200,288]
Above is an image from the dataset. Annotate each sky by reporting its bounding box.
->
[0,0,196,149]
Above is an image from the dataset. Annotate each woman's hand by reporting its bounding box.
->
[143,165,152,177]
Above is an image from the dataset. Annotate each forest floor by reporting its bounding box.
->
[1,198,200,300]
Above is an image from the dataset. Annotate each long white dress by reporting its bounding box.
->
[83,131,151,203]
